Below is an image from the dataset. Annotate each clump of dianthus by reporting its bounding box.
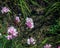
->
[6,26,18,40]
[27,37,36,45]
[25,17,34,29]
[1,7,10,14]
[44,44,52,48]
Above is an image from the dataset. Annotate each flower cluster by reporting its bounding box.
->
[1,7,10,14]
[6,26,18,40]
[26,17,34,29]
[44,44,52,48]
[27,37,36,45]
[1,6,35,41]
[1,7,34,29]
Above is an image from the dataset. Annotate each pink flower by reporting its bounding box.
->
[6,26,18,40]
[7,26,17,35]
[27,37,36,45]
[44,44,52,48]
[1,7,10,13]
[15,16,20,23]
[58,46,60,48]
[6,35,12,40]
[26,17,34,29]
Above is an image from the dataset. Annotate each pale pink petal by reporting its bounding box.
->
[6,35,12,40]
[12,32,18,37]
[27,38,30,45]
[44,44,52,48]
[58,46,60,48]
